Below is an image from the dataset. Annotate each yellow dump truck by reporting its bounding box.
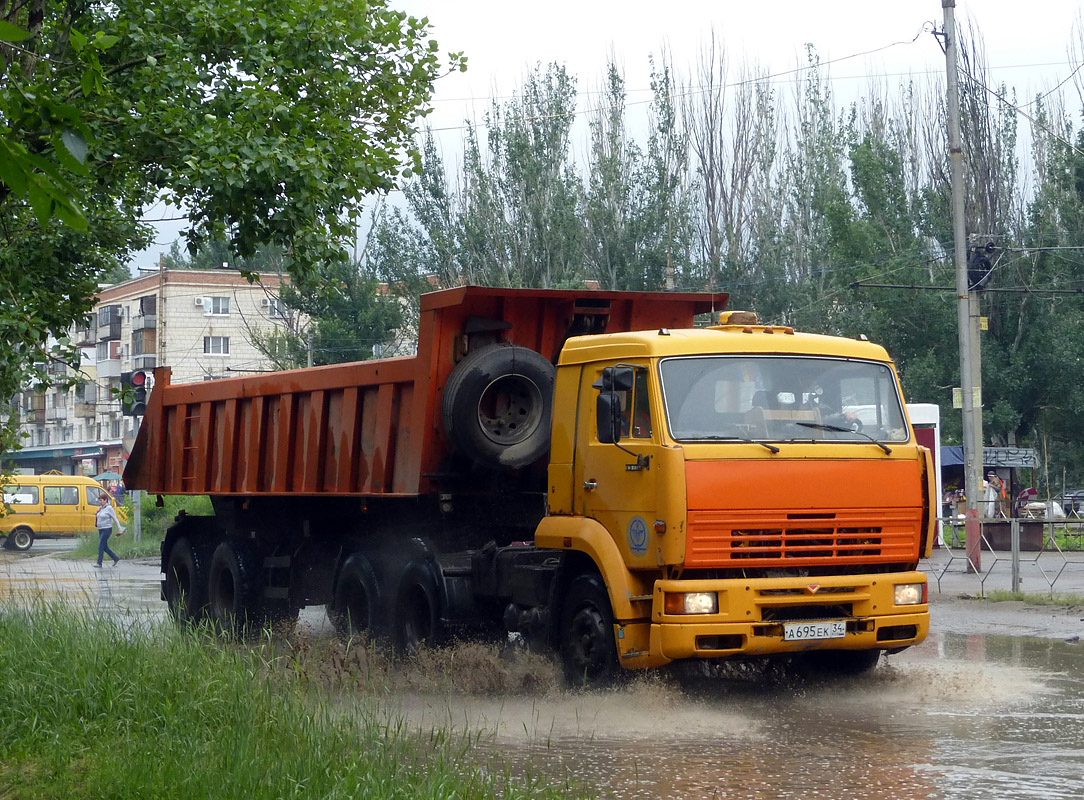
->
[125,287,933,683]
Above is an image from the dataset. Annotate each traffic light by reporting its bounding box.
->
[121,370,149,416]
[967,242,996,291]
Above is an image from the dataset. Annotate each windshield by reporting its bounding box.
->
[660,355,909,444]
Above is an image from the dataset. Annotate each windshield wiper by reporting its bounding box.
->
[691,435,780,454]
[794,422,893,455]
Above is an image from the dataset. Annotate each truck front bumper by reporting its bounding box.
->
[615,570,929,669]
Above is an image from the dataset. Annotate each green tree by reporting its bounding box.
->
[249,259,404,369]
[1,0,460,456]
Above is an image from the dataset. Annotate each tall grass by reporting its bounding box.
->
[0,603,584,799]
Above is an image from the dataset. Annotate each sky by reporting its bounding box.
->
[127,0,1084,273]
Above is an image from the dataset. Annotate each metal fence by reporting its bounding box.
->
[923,515,1084,597]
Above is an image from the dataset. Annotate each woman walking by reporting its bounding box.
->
[94,492,124,567]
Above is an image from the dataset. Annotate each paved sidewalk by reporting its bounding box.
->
[922,544,1084,597]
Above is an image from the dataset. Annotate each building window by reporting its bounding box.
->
[267,298,285,318]
[111,419,121,438]
[206,296,230,315]
[204,336,230,355]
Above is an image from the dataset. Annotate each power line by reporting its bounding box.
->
[428,25,932,134]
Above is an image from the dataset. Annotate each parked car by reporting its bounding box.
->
[1054,489,1084,517]
[1,473,126,551]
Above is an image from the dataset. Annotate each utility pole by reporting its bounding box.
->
[943,0,984,572]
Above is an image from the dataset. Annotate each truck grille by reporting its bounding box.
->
[685,510,920,568]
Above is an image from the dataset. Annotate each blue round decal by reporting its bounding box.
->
[627,516,649,556]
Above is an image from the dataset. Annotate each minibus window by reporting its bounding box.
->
[3,486,38,505]
[44,486,79,505]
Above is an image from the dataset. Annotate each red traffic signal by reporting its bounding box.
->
[121,370,150,416]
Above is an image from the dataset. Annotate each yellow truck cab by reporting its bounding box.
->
[1,473,125,552]
[541,313,934,674]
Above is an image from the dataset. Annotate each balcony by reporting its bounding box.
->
[132,313,156,331]
[75,325,96,346]
[97,319,121,341]
[133,354,157,370]
[97,305,122,341]
[46,406,69,422]
[97,358,122,379]
[23,408,45,425]
[75,402,96,419]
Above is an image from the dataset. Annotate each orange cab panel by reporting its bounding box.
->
[684,459,924,568]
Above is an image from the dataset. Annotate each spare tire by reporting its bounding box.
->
[441,343,555,469]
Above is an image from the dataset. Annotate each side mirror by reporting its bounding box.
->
[596,391,621,444]
[593,366,634,392]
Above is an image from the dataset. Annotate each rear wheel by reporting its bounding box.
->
[330,553,383,640]
[164,536,208,624]
[392,559,443,655]
[560,573,619,688]
[9,526,33,552]
[207,539,264,636]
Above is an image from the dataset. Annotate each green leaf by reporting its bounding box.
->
[92,33,120,50]
[26,177,54,226]
[0,20,31,42]
[69,28,87,52]
[61,129,88,165]
[0,140,29,196]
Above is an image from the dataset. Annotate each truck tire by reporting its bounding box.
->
[330,553,383,640]
[392,559,443,655]
[8,526,34,552]
[560,573,619,687]
[164,536,209,624]
[207,539,264,636]
[442,343,554,469]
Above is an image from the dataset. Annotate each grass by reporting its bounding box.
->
[985,589,1084,605]
[0,602,586,800]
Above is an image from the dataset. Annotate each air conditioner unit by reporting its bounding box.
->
[260,297,270,308]
[194,297,204,307]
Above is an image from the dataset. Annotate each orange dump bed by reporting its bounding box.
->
[124,286,725,497]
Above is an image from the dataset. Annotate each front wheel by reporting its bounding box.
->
[9,527,34,552]
[560,574,619,688]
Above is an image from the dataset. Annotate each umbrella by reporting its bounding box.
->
[94,471,123,482]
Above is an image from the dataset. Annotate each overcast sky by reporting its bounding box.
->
[128,0,1084,273]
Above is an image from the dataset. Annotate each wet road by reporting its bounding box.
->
[392,634,1084,799]
[4,548,1084,799]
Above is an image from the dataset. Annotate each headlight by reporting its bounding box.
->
[665,591,718,615]
[894,582,925,605]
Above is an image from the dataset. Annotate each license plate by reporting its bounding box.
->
[783,621,847,641]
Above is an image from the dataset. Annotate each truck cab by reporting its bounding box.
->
[537,314,933,678]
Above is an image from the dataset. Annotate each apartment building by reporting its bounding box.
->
[4,269,290,477]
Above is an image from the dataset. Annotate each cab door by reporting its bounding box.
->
[42,483,81,534]
[574,363,663,567]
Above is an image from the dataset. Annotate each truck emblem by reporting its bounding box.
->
[807,584,821,594]
[627,516,649,556]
